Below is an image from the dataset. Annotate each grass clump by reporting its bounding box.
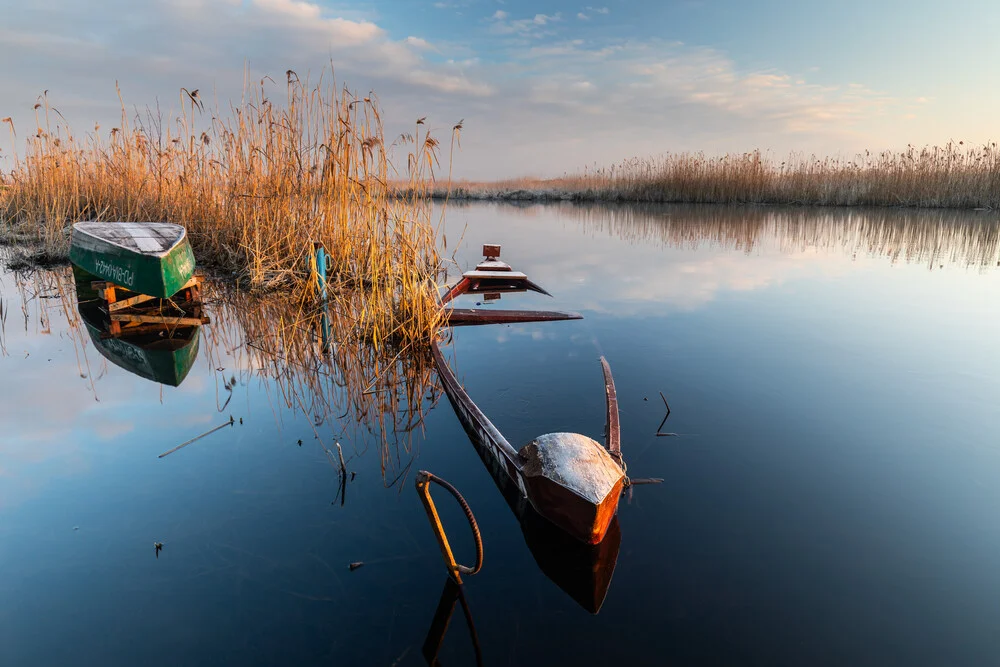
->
[0,68,456,350]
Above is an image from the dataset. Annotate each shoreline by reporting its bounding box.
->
[426,188,999,211]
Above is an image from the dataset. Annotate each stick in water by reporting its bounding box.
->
[159,416,235,458]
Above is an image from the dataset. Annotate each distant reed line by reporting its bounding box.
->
[435,146,1000,209]
[0,68,459,349]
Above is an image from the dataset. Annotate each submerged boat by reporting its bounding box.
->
[434,246,626,545]
[70,221,196,298]
[73,266,202,387]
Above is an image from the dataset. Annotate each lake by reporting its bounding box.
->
[2,202,1000,666]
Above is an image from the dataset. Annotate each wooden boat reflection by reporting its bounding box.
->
[72,267,203,387]
[434,245,626,547]
[422,515,619,665]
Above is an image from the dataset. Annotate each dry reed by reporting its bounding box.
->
[437,145,1000,209]
[0,68,456,350]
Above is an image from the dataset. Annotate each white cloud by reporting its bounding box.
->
[404,36,435,51]
[489,10,561,37]
[577,12,590,20]
[0,0,913,179]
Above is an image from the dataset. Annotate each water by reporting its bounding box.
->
[2,203,1000,665]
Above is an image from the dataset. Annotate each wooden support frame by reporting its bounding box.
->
[108,292,158,312]
[91,275,207,337]
[110,313,210,327]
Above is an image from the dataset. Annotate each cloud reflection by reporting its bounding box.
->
[443,203,1000,314]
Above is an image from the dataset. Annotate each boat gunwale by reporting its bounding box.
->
[72,221,188,259]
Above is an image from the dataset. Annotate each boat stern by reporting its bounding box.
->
[518,433,625,544]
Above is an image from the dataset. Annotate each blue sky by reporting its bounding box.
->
[2,0,999,178]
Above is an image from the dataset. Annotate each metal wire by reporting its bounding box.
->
[416,470,484,576]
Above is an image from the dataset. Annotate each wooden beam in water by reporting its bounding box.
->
[446,308,582,327]
[601,357,621,458]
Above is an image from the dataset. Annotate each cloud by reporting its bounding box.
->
[0,0,908,179]
[404,36,435,51]
[0,0,492,137]
[488,10,561,37]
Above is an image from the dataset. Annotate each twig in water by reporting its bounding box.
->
[335,441,347,475]
[158,416,235,458]
[656,390,673,436]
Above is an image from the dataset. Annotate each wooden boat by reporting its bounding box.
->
[439,243,551,303]
[70,221,196,298]
[434,246,625,545]
[73,267,202,387]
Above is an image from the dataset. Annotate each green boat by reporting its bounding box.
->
[73,267,202,387]
[70,221,196,298]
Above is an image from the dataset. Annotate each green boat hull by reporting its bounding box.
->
[69,222,196,298]
[81,320,201,387]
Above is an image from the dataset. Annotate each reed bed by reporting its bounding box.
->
[1,68,454,350]
[436,145,1000,209]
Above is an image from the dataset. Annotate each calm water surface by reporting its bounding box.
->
[2,203,1000,666]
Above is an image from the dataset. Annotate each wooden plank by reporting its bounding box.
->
[99,322,205,338]
[104,285,121,336]
[108,293,157,312]
[475,259,511,272]
[447,308,582,326]
[601,357,621,457]
[111,313,209,327]
[462,270,528,280]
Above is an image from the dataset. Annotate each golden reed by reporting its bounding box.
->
[0,68,459,350]
[441,145,1000,209]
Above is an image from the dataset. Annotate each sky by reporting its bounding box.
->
[2,0,1000,179]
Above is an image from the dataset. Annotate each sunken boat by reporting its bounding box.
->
[70,221,196,298]
[434,245,626,545]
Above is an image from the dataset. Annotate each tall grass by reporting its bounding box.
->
[440,145,1000,209]
[0,68,455,349]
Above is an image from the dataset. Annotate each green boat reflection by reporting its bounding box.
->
[72,266,202,387]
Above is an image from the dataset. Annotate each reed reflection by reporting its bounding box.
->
[2,263,441,489]
[203,283,441,487]
[482,202,1000,270]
